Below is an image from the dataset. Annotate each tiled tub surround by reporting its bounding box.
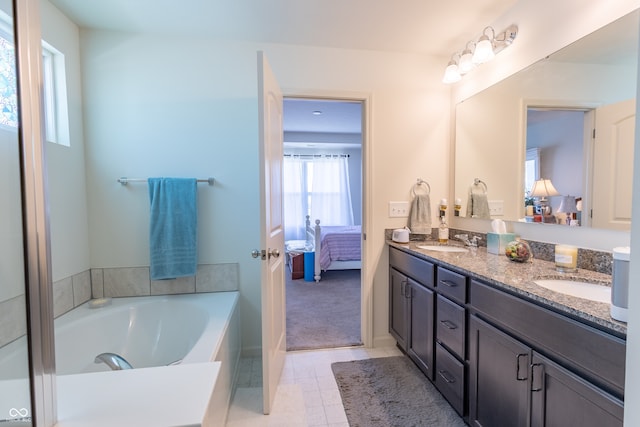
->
[388,241,626,336]
[90,262,240,299]
[0,263,240,350]
[385,228,614,274]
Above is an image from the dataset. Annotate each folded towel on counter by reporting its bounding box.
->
[407,194,432,234]
[466,193,491,219]
[148,178,198,280]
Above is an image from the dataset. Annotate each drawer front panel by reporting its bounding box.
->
[470,279,626,398]
[435,342,465,416]
[389,247,435,288]
[436,295,466,359]
[436,266,467,303]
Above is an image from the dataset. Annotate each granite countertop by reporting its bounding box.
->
[388,240,627,338]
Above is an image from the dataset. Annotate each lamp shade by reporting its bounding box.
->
[442,61,461,83]
[473,35,495,64]
[557,196,578,214]
[529,179,560,198]
[458,48,475,74]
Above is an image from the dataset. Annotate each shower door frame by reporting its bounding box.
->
[14,0,57,425]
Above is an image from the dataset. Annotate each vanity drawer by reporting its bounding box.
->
[435,342,465,416]
[389,247,435,288]
[436,266,467,303]
[436,295,466,359]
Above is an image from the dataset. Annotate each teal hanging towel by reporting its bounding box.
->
[148,177,198,280]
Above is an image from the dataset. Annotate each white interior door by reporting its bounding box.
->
[591,98,635,231]
[257,51,286,415]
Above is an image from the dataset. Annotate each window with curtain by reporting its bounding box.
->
[283,155,354,241]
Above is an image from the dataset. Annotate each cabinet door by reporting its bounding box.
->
[407,279,435,380]
[531,352,623,427]
[389,267,409,350]
[469,316,530,427]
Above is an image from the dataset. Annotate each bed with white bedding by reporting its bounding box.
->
[305,216,361,282]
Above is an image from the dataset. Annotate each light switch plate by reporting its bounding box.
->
[389,201,410,217]
[488,200,504,216]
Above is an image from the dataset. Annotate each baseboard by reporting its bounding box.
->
[241,346,262,358]
[373,335,397,348]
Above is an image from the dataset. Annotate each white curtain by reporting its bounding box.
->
[309,156,354,226]
[283,155,354,241]
[283,157,306,241]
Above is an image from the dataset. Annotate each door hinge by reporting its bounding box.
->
[593,128,596,139]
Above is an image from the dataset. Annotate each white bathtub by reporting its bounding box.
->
[55,292,234,374]
[55,291,241,427]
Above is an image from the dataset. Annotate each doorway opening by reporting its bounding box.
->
[282,97,364,351]
[526,106,593,226]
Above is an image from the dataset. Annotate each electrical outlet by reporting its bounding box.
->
[488,200,504,216]
[389,201,410,218]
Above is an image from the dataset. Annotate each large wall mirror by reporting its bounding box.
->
[455,9,638,231]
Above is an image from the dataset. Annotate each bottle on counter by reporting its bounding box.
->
[438,216,449,244]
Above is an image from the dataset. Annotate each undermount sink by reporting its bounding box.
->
[416,245,468,253]
[533,279,611,303]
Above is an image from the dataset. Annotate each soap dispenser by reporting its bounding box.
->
[438,216,449,244]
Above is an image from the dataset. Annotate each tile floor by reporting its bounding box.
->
[225,345,403,427]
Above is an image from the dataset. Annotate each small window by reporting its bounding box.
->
[0,10,69,146]
[41,41,69,146]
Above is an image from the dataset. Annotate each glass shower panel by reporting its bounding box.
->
[0,1,33,424]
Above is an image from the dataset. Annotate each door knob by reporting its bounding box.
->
[251,249,266,260]
[269,248,280,258]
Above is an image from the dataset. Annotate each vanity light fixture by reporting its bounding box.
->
[442,24,518,84]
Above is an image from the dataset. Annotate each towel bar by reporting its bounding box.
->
[412,178,431,196]
[472,178,487,194]
[118,177,215,186]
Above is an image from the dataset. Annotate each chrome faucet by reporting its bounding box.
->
[94,352,133,370]
[454,234,482,247]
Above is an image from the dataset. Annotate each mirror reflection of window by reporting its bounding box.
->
[525,148,540,195]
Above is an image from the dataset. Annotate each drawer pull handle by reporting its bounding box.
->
[516,353,528,381]
[440,320,458,330]
[440,279,457,288]
[400,280,408,297]
[531,363,545,392]
[438,369,456,384]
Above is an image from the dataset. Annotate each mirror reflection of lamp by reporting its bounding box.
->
[557,195,579,225]
[529,179,560,217]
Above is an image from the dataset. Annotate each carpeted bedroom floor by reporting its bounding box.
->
[286,269,362,351]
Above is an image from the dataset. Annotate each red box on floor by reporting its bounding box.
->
[288,251,304,279]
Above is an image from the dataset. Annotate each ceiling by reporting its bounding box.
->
[283,99,362,134]
[49,0,517,58]
[48,0,518,144]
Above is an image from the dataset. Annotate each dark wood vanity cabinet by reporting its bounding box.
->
[469,279,624,427]
[468,315,530,427]
[389,246,435,379]
[388,245,626,427]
